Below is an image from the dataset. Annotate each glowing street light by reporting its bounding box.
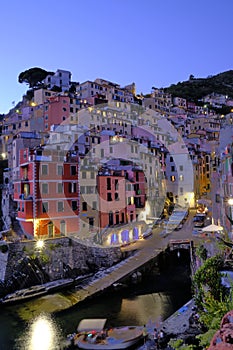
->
[35,240,44,250]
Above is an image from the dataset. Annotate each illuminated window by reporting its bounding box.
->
[170,176,176,182]
[179,174,184,181]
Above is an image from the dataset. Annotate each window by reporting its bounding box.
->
[57,183,63,193]
[42,202,48,213]
[91,172,95,179]
[71,165,76,175]
[107,193,112,201]
[115,179,118,190]
[171,166,175,172]
[41,164,48,175]
[80,186,85,194]
[69,182,77,193]
[179,165,183,171]
[71,201,78,211]
[92,201,97,210]
[170,176,176,182]
[57,201,64,212]
[89,217,94,228]
[82,202,87,211]
[170,156,173,162]
[82,171,86,179]
[60,220,66,236]
[57,165,63,175]
[179,174,184,181]
[107,178,111,190]
[86,186,95,194]
[42,183,48,194]
[115,192,119,201]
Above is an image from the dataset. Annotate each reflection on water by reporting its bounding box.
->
[15,314,63,350]
[0,268,191,350]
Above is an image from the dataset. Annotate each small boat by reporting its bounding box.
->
[69,318,143,349]
[0,285,47,305]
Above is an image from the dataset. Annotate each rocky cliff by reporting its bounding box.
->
[208,310,233,349]
[0,237,124,296]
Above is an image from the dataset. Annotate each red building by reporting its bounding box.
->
[14,146,79,238]
[97,166,146,229]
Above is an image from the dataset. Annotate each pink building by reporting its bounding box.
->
[45,95,70,131]
[97,166,146,229]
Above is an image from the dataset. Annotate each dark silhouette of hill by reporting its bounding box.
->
[163,70,233,101]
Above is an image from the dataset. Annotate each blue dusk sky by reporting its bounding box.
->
[1,0,233,114]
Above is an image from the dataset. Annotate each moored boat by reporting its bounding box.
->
[68,319,143,349]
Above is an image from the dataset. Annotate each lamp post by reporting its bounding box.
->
[228,198,233,240]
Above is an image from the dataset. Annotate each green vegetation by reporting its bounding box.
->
[193,255,225,307]
[195,244,208,261]
[168,338,196,349]
[196,288,233,348]
[188,252,233,348]
[164,70,233,101]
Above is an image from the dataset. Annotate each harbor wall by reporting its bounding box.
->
[0,237,125,292]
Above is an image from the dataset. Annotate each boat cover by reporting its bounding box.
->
[77,319,107,333]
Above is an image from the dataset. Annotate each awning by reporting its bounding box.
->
[201,224,223,232]
[77,319,107,333]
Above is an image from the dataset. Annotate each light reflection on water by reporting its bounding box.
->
[15,314,63,350]
[0,269,191,350]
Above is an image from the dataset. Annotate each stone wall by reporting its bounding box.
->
[0,237,124,287]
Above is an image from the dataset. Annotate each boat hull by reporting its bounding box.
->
[74,326,143,350]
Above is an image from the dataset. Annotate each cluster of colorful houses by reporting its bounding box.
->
[0,69,233,245]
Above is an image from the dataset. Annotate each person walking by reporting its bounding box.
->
[142,324,148,347]
[153,328,158,349]
[158,329,165,349]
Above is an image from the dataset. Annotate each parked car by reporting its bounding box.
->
[193,216,205,227]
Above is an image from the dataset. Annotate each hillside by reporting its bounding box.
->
[163,70,233,101]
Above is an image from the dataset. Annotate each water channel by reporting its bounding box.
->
[0,255,191,350]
